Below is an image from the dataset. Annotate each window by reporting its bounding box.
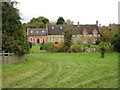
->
[60,27,62,29]
[93,39,97,44]
[37,31,38,33]
[51,35,54,37]
[30,37,33,42]
[31,31,33,33]
[83,39,87,44]
[93,32,97,37]
[52,27,54,29]
[51,39,54,42]
[83,32,87,37]
[59,39,64,42]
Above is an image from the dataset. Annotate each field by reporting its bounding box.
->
[3,52,118,88]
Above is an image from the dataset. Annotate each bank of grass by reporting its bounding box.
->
[3,52,118,88]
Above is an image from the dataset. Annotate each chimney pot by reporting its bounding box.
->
[77,22,80,27]
[96,21,98,26]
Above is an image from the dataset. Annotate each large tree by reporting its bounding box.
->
[65,19,74,25]
[28,16,49,28]
[56,17,65,25]
[63,27,77,52]
[2,1,30,55]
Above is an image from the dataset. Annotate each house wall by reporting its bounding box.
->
[27,36,48,45]
[48,35,64,43]
[48,34,100,44]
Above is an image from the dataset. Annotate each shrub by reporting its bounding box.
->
[71,45,82,53]
[29,42,32,48]
[41,42,54,51]
[52,43,64,52]
[95,40,101,45]
[98,42,114,52]
[54,41,58,44]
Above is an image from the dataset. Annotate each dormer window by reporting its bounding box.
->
[42,31,45,33]
[52,27,54,29]
[60,27,62,29]
[31,31,33,33]
[37,31,38,33]
[93,32,97,37]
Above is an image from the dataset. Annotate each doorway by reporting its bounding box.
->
[36,39,39,44]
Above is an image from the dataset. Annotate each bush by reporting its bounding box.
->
[95,40,101,45]
[41,42,54,51]
[98,42,114,52]
[29,42,32,48]
[52,43,64,52]
[71,45,82,53]
[54,41,58,44]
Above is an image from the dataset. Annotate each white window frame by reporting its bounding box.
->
[42,31,45,33]
[60,27,63,29]
[30,37,33,42]
[93,32,97,37]
[37,31,38,33]
[51,39,54,42]
[83,32,87,37]
[31,31,33,33]
[52,27,54,29]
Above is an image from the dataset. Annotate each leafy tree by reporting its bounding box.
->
[63,27,77,52]
[111,32,120,52]
[65,19,73,25]
[2,1,30,55]
[100,25,118,42]
[56,17,65,25]
[28,16,49,28]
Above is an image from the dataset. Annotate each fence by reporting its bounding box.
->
[0,51,25,64]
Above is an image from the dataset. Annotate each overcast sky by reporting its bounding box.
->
[15,0,119,26]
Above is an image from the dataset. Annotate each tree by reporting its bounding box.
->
[63,27,77,52]
[2,1,30,55]
[56,17,65,25]
[65,19,73,25]
[28,16,49,28]
[111,32,120,52]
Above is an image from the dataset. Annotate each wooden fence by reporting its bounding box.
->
[0,51,25,64]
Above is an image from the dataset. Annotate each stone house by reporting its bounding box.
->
[48,21,101,44]
[27,21,101,44]
[27,28,48,45]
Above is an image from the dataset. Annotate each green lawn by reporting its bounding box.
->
[3,52,118,88]
[30,45,41,52]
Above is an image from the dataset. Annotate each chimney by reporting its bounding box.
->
[96,21,98,26]
[77,22,80,27]
[99,24,101,27]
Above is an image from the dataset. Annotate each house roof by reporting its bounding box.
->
[48,25,100,35]
[27,28,47,36]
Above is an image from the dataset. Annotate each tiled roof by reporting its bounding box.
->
[27,28,47,36]
[48,25,100,35]
[27,25,101,36]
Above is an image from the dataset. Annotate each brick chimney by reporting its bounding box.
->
[77,22,80,27]
[96,21,98,26]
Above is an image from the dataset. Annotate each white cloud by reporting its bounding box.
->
[16,0,119,26]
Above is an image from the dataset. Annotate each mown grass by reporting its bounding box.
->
[30,45,41,52]
[2,52,118,88]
